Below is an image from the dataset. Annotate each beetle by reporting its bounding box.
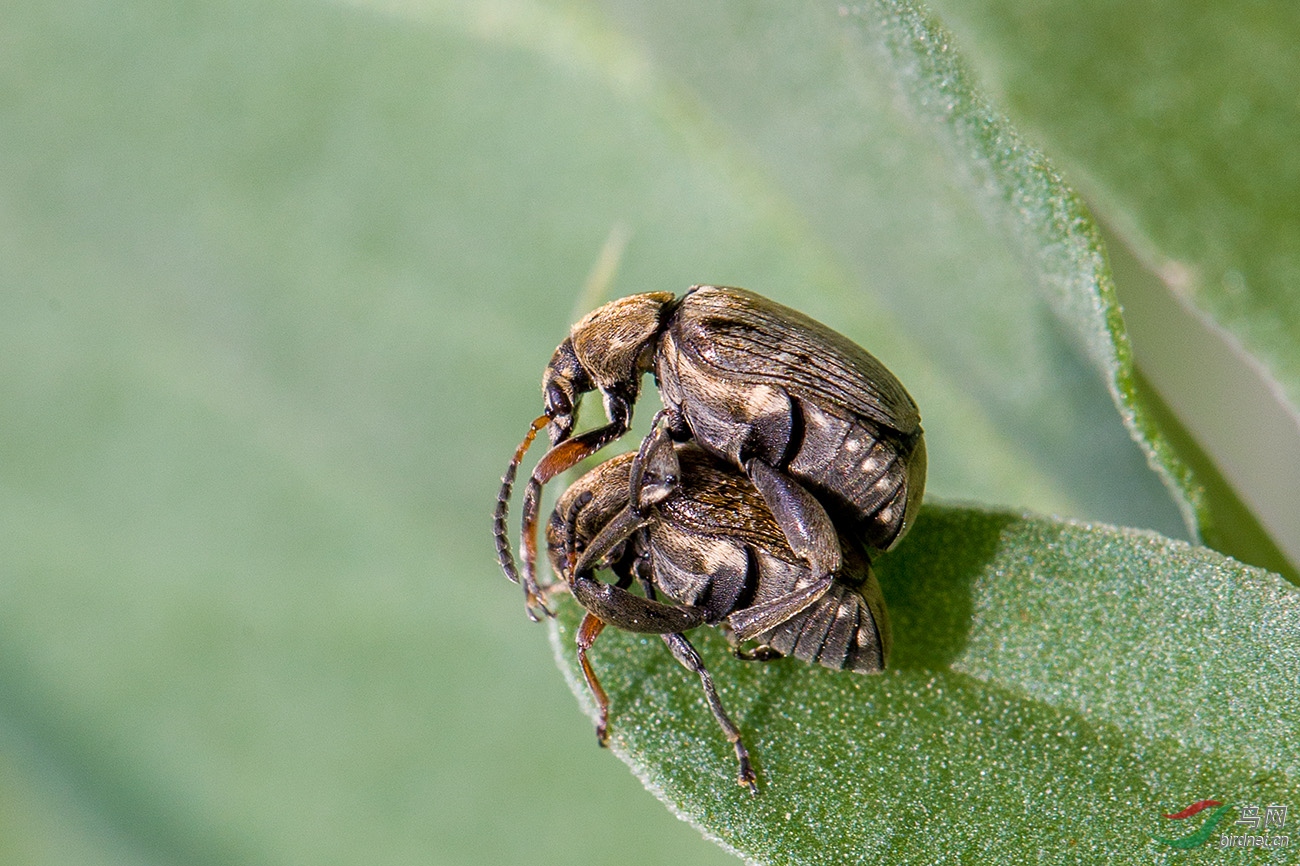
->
[495,285,925,624]
[545,434,892,794]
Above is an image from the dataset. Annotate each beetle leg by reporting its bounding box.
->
[631,555,656,599]
[743,458,842,580]
[660,632,758,795]
[563,487,705,635]
[560,491,595,578]
[519,419,629,620]
[575,613,611,745]
[719,622,785,662]
[571,574,706,635]
[726,575,834,643]
[568,504,651,580]
[734,645,784,662]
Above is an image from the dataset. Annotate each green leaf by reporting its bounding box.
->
[922,0,1300,571]
[0,2,758,863]
[587,0,1203,544]
[928,0,1300,406]
[551,504,1300,865]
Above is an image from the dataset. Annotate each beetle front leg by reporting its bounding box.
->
[627,410,681,511]
[660,632,758,795]
[571,574,706,635]
[519,417,629,620]
[568,503,650,580]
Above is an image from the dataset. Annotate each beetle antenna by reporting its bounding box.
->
[495,415,549,587]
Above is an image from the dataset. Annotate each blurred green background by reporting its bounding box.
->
[1,1,1294,864]
[1,3,745,863]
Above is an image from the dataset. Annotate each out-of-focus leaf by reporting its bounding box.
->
[551,504,1300,865]
[589,0,1199,541]
[927,0,1300,408]
[924,0,1300,568]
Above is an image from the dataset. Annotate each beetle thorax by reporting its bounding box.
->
[570,292,674,397]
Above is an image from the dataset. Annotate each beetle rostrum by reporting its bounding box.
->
[546,437,892,794]
[495,285,925,622]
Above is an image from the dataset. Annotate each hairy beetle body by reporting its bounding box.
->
[656,286,925,552]
[546,443,891,792]
[554,445,892,671]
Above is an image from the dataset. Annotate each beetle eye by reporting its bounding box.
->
[544,387,578,442]
[544,386,572,420]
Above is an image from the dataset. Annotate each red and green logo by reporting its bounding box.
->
[1153,800,1233,849]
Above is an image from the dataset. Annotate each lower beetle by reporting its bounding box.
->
[546,433,892,794]
[495,285,925,624]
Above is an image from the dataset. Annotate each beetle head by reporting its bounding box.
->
[502,292,674,619]
[546,292,673,442]
[546,452,636,579]
[541,338,590,444]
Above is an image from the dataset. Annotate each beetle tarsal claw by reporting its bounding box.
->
[523,587,555,621]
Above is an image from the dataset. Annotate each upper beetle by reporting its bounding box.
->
[546,436,891,793]
[495,285,925,620]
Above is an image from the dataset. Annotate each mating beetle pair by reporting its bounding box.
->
[494,285,925,792]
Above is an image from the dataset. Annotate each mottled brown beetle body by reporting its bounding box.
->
[656,287,926,553]
[496,284,925,624]
[546,443,891,793]
[552,446,893,669]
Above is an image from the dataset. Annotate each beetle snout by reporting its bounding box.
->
[541,338,592,444]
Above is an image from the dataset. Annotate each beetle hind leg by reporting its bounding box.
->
[576,613,611,745]
[661,632,758,795]
[718,621,784,662]
[743,458,841,582]
[725,575,833,643]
